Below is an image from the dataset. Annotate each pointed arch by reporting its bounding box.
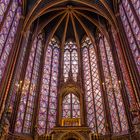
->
[15,33,44,134]
[0,0,22,83]
[37,37,60,135]
[99,33,128,133]
[63,41,78,82]
[119,0,140,73]
[82,36,106,134]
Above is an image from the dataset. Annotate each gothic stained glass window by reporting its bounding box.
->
[62,93,80,119]
[0,0,21,83]
[111,28,135,108]
[82,37,106,134]
[37,38,59,135]
[122,0,140,48]
[7,31,30,113]
[0,0,10,23]
[119,1,140,73]
[131,0,140,21]
[99,34,128,133]
[63,41,78,82]
[15,34,43,134]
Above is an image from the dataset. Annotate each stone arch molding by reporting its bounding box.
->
[58,82,85,126]
[59,131,85,140]
[59,83,83,98]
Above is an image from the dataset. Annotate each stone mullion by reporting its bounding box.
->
[102,36,122,132]
[70,13,82,83]
[0,8,18,103]
[114,30,137,107]
[60,46,64,83]
[70,13,84,125]
[87,48,98,133]
[57,46,63,126]
[32,35,45,135]
[70,93,73,118]
[121,4,140,53]
[95,37,113,134]
[80,47,87,126]
[77,42,82,84]
[70,51,72,117]
[98,36,113,135]
[0,0,12,31]
[127,0,140,30]
[0,8,18,60]
[56,46,61,126]
[116,14,140,105]
[121,4,140,94]
[70,50,72,74]
[108,27,133,131]
[45,48,53,133]
[60,14,69,84]
[57,15,69,126]
[21,37,39,133]
[11,29,33,131]
[9,29,30,132]
[93,35,110,134]
[0,11,24,119]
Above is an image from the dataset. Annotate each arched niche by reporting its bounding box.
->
[58,83,85,126]
[59,131,85,140]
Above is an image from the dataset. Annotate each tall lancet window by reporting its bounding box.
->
[0,0,10,23]
[63,41,78,82]
[119,0,140,73]
[15,33,43,134]
[82,37,106,134]
[62,93,80,119]
[99,34,128,133]
[131,0,140,21]
[0,0,22,83]
[37,38,60,135]
[111,28,135,108]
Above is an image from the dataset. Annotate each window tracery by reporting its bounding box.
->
[120,0,140,73]
[131,0,140,21]
[37,38,60,135]
[99,34,128,133]
[0,0,138,137]
[111,28,135,108]
[82,37,106,134]
[0,0,21,83]
[63,41,78,82]
[15,34,43,134]
[0,0,10,23]
[62,93,80,119]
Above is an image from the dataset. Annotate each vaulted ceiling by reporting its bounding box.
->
[22,0,119,44]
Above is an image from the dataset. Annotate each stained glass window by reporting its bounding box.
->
[120,1,140,73]
[82,37,106,134]
[131,0,140,21]
[8,31,30,112]
[111,28,135,108]
[0,0,21,83]
[99,34,128,133]
[0,0,10,23]
[64,41,78,82]
[37,38,59,135]
[15,34,43,134]
[62,93,80,119]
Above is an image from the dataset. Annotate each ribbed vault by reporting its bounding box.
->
[21,0,119,48]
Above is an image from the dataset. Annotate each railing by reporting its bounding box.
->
[90,133,105,140]
[61,118,81,126]
[39,134,52,140]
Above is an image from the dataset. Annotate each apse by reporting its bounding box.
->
[0,0,140,140]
